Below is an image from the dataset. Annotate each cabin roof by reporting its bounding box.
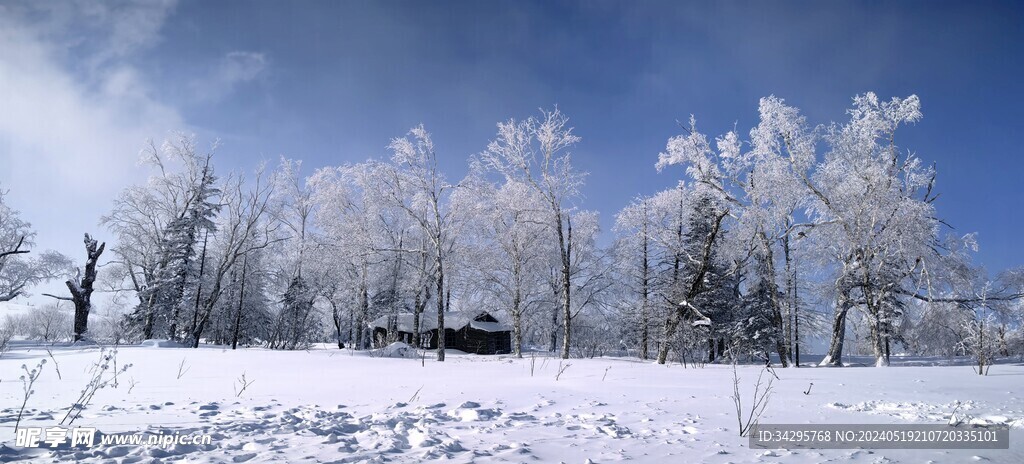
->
[369,310,510,333]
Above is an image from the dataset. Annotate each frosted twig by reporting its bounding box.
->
[408,384,424,403]
[555,360,571,381]
[234,372,255,397]
[15,359,46,434]
[45,345,61,380]
[177,358,190,380]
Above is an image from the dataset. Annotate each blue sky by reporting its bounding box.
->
[1,0,1022,277]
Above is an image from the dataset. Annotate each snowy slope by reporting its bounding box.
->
[0,343,1022,463]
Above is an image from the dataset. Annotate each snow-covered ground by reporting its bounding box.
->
[1,342,1022,463]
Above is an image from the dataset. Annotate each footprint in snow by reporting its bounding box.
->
[232,452,258,462]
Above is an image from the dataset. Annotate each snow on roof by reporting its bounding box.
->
[369,310,510,333]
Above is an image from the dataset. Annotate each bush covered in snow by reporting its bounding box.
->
[370,341,419,358]
[139,339,186,348]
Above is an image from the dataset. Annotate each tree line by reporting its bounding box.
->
[1,93,1021,368]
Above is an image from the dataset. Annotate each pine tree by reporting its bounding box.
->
[274,275,318,350]
[732,253,781,361]
[687,194,737,356]
[657,190,735,364]
[126,160,220,341]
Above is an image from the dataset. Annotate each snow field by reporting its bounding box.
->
[1,344,1023,463]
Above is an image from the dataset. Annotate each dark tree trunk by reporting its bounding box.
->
[822,292,853,366]
[185,231,210,345]
[783,231,796,366]
[412,251,431,349]
[549,300,558,353]
[231,255,248,350]
[356,264,368,349]
[142,294,156,340]
[436,255,446,362]
[331,300,344,349]
[512,286,523,358]
[559,214,572,359]
[794,281,801,367]
[413,291,422,348]
[69,234,105,342]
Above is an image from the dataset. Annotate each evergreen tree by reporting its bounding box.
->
[666,191,738,363]
[732,253,781,361]
[273,275,318,350]
[126,160,220,341]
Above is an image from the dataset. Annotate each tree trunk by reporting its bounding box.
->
[330,300,343,349]
[640,226,650,360]
[821,294,853,366]
[436,255,446,362]
[549,303,558,352]
[69,234,105,342]
[348,304,354,346]
[868,309,889,367]
[412,291,422,348]
[559,214,572,359]
[783,232,796,366]
[412,251,431,349]
[189,231,210,346]
[657,310,680,364]
[140,292,156,340]
[356,266,368,349]
[191,319,207,348]
[794,289,801,367]
[231,256,248,350]
[512,286,523,358]
[757,232,789,367]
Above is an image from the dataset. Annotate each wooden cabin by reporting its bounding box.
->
[369,310,512,355]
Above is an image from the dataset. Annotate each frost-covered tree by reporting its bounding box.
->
[563,211,614,356]
[651,129,732,365]
[481,108,587,359]
[270,157,317,277]
[309,163,389,350]
[470,179,550,357]
[186,166,277,348]
[614,183,736,365]
[656,107,815,366]
[655,93,1020,367]
[105,134,220,341]
[366,125,473,361]
[215,249,273,349]
[0,187,72,302]
[806,94,939,366]
[614,196,656,359]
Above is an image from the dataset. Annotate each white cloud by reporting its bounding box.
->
[0,1,184,296]
[190,51,269,102]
